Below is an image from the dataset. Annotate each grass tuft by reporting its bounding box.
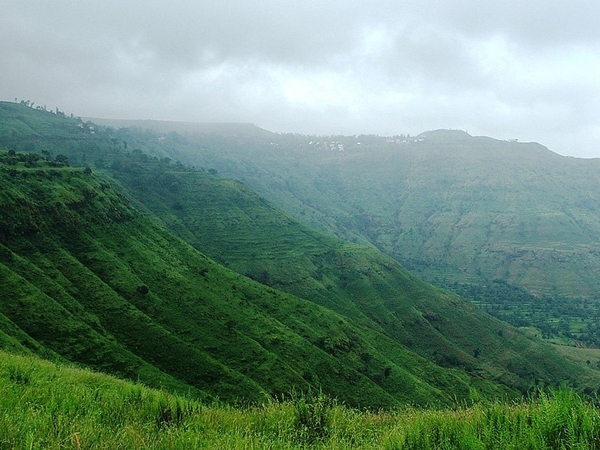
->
[291,389,332,445]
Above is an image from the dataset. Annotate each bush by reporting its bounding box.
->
[292,389,332,444]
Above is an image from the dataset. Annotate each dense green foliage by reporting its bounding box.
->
[3,351,600,449]
[450,280,600,345]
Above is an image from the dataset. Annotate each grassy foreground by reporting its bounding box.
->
[1,351,600,449]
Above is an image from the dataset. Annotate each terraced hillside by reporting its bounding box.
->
[159,129,600,301]
[104,157,600,397]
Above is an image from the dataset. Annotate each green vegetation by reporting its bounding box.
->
[450,280,600,346]
[103,152,600,398]
[3,350,600,449]
[4,101,600,445]
[1,102,600,407]
[121,126,600,343]
[5,148,593,407]
[2,151,429,407]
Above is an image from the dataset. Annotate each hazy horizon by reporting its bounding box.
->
[3,1,600,157]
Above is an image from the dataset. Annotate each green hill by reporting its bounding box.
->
[134,127,600,341]
[102,155,600,398]
[3,149,586,408]
[159,129,600,300]
[1,101,600,407]
[5,150,483,407]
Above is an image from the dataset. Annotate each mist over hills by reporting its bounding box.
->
[2,101,600,407]
[66,111,600,342]
[163,127,600,299]
[138,125,600,342]
[85,117,275,139]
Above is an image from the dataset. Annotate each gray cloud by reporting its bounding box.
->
[2,1,600,156]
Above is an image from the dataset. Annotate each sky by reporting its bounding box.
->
[2,1,600,157]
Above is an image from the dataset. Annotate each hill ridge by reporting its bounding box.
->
[83,116,275,138]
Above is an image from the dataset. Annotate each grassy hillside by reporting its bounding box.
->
[127,127,600,342]
[103,156,600,397]
[3,350,600,449]
[0,149,545,408]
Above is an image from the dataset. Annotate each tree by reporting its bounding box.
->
[55,154,69,166]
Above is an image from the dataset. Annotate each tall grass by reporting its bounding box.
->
[1,351,600,449]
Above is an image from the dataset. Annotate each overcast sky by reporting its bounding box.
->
[2,1,600,157]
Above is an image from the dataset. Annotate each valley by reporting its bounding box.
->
[122,124,600,346]
[1,100,600,413]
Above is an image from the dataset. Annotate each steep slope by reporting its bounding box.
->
[0,150,541,408]
[162,130,600,301]
[104,159,600,397]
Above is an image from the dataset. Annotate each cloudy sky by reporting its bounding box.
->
[2,1,600,157]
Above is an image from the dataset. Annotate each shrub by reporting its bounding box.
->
[292,389,332,444]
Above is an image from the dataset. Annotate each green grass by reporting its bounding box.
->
[2,350,600,449]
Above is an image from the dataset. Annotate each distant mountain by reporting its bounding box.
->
[155,129,600,301]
